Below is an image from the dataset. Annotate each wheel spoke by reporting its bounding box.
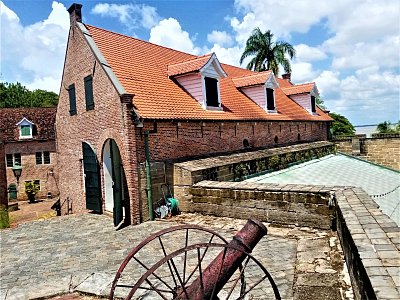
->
[133,256,175,293]
[210,246,228,299]
[225,256,250,299]
[197,247,205,297]
[183,229,189,283]
[183,234,215,286]
[237,274,267,300]
[144,278,169,300]
[158,236,178,288]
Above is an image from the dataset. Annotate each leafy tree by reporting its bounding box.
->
[240,27,296,75]
[329,112,355,136]
[0,82,58,108]
[316,96,326,110]
[377,121,400,133]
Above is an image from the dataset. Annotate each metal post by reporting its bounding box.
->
[144,131,154,221]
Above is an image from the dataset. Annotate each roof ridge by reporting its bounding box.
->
[85,24,199,59]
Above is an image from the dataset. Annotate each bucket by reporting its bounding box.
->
[166,197,179,211]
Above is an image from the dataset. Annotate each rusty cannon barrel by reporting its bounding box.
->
[175,218,267,300]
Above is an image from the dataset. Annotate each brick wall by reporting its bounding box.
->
[4,141,58,201]
[56,25,141,223]
[135,120,329,162]
[334,136,400,170]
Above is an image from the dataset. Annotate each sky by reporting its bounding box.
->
[1,0,399,126]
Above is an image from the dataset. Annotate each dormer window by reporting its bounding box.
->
[282,82,319,115]
[168,53,226,111]
[266,88,275,111]
[16,117,34,139]
[311,95,316,113]
[204,77,220,108]
[232,71,279,113]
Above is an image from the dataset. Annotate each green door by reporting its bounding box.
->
[8,184,17,200]
[110,139,123,226]
[82,142,102,212]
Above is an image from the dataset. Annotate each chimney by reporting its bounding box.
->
[282,73,291,82]
[67,3,82,25]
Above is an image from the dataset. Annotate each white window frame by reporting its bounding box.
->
[16,117,34,139]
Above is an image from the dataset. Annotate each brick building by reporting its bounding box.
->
[56,4,332,226]
[0,107,59,201]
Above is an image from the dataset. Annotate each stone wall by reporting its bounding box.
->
[335,187,399,299]
[333,136,400,170]
[186,181,335,229]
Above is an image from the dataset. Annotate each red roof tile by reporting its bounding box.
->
[168,54,213,77]
[282,82,315,96]
[85,25,332,122]
[232,71,273,88]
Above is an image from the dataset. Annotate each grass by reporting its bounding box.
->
[0,206,10,229]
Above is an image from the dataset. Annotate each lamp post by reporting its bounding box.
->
[12,164,22,199]
[12,164,22,184]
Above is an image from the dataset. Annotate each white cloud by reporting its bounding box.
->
[314,70,341,96]
[207,30,233,47]
[91,3,160,29]
[291,62,318,83]
[209,44,243,67]
[0,1,69,93]
[149,18,202,55]
[294,44,327,62]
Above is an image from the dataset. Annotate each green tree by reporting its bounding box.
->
[0,82,58,108]
[376,121,400,134]
[240,27,296,75]
[330,112,355,136]
[316,96,326,110]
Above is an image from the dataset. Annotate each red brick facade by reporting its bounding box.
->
[136,120,328,162]
[56,25,141,222]
[0,131,7,207]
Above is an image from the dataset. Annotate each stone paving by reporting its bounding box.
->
[0,213,351,300]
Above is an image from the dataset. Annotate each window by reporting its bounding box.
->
[84,75,94,111]
[21,125,31,137]
[266,88,275,111]
[35,151,51,165]
[311,96,316,113]
[35,152,42,165]
[6,153,21,167]
[204,77,219,107]
[68,84,76,116]
[17,117,34,139]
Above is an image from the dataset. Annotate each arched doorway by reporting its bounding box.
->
[103,139,128,227]
[82,142,101,212]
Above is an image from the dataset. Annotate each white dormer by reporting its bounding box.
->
[232,71,279,113]
[168,53,227,110]
[16,117,34,139]
[282,83,319,115]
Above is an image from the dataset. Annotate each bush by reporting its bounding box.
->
[0,206,10,229]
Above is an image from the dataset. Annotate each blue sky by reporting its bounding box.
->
[1,0,399,126]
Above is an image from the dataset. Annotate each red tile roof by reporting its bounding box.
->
[168,54,213,77]
[85,25,332,122]
[232,71,273,88]
[282,82,315,96]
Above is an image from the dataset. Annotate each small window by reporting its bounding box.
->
[311,96,316,113]
[43,151,51,164]
[6,153,21,167]
[21,125,31,137]
[266,88,275,111]
[14,153,21,166]
[68,84,77,116]
[36,152,42,165]
[204,77,219,107]
[84,75,94,111]
[6,154,13,167]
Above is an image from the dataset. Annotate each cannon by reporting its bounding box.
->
[110,219,280,299]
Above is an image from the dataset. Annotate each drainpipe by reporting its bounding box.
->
[144,131,154,221]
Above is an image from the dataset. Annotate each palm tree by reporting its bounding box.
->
[240,28,296,75]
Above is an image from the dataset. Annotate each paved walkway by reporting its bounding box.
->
[0,214,350,300]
